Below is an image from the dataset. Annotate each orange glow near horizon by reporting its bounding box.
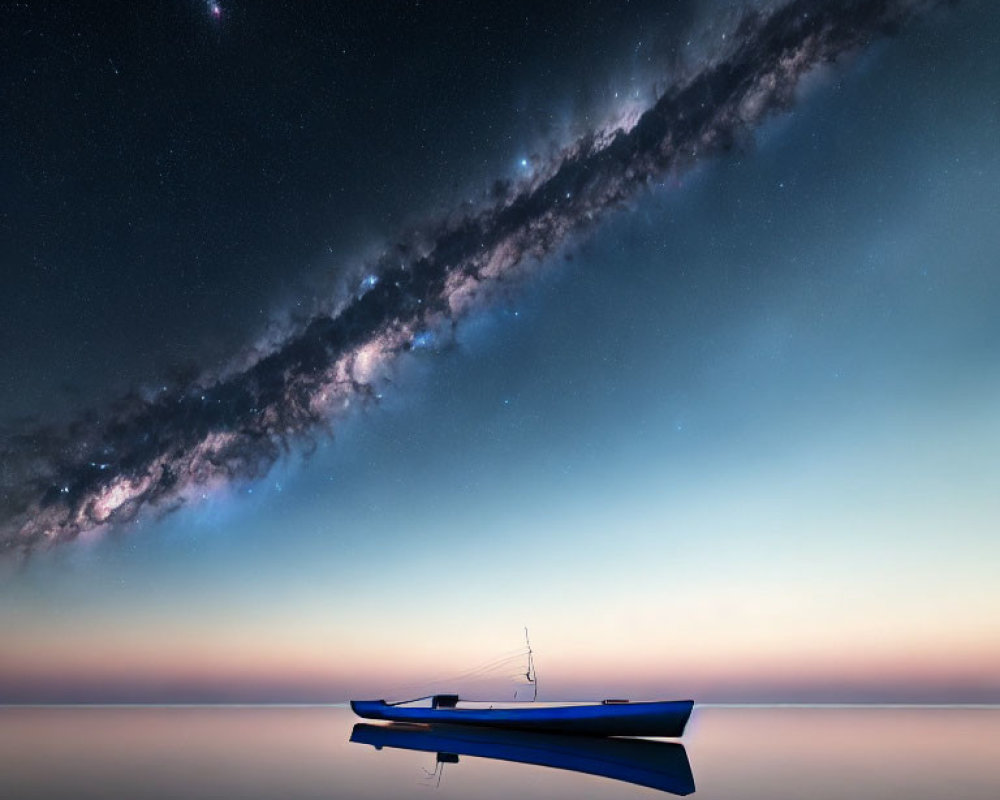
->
[3,613,998,702]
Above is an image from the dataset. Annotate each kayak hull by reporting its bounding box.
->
[349,699,694,738]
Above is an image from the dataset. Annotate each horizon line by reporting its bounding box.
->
[2,702,999,709]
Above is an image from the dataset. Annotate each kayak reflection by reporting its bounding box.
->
[350,722,695,795]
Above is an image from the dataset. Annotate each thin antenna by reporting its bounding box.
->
[524,627,537,702]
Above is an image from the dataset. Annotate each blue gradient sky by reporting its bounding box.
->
[2,2,998,703]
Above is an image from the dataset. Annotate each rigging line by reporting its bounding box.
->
[447,654,529,680]
[434,646,528,675]
[406,649,526,680]
[383,647,531,694]
[422,649,530,681]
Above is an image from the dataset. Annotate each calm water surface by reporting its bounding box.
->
[1,706,997,799]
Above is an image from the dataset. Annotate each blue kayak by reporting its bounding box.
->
[350,696,694,738]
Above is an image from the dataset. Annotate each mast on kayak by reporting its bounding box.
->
[524,627,537,702]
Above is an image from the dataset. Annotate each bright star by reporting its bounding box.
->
[411,331,434,350]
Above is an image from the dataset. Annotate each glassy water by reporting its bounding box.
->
[1,705,997,799]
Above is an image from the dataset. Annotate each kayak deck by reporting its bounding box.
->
[350,698,694,738]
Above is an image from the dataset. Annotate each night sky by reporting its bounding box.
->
[2,1,998,704]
